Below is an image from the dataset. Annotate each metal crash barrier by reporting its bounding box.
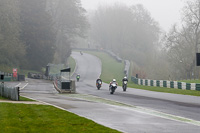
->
[0,83,19,101]
[53,68,76,93]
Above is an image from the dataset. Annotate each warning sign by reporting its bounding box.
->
[13,68,18,78]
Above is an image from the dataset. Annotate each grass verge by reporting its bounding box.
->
[0,96,35,101]
[0,103,120,133]
[19,96,35,101]
[179,79,200,83]
[0,96,7,100]
[85,51,125,84]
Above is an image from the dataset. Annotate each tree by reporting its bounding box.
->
[90,4,160,78]
[20,0,56,71]
[0,0,26,67]
[164,0,200,79]
[47,0,89,64]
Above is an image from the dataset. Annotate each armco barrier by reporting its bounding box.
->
[131,76,200,91]
[0,76,12,82]
[0,83,19,101]
[53,78,76,93]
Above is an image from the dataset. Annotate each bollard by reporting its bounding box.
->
[150,80,153,86]
[186,83,191,90]
[196,84,200,91]
[156,80,160,87]
[178,82,182,89]
[145,80,148,86]
[170,81,174,88]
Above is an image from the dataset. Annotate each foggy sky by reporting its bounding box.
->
[81,0,185,32]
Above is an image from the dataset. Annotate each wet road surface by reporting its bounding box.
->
[20,52,200,133]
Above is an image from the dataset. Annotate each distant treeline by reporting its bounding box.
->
[0,0,88,71]
[87,1,200,80]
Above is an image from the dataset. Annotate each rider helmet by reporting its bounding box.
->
[124,76,127,79]
[113,79,116,82]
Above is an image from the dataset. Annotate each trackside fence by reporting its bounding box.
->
[0,83,19,101]
[131,76,200,91]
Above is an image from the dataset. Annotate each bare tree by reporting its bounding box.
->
[90,4,161,79]
[164,0,200,79]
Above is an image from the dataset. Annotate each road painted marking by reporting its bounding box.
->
[15,83,21,87]
[19,83,29,90]
[65,93,200,127]
[19,94,125,133]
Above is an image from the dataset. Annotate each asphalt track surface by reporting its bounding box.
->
[19,51,200,133]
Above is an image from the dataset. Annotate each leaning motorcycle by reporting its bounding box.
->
[122,81,128,91]
[109,83,117,94]
[96,80,102,90]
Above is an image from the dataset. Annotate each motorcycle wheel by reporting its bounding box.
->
[123,85,127,91]
[110,88,115,94]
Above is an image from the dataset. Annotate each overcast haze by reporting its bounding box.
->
[81,0,185,31]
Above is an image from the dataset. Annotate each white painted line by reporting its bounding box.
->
[15,83,21,87]
[19,83,29,90]
[20,95,125,133]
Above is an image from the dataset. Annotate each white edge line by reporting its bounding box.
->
[15,83,21,87]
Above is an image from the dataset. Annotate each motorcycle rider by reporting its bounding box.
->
[109,79,118,89]
[122,76,128,82]
[76,74,80,81]
[96,77,102,89]
[80,51,83,55]
[122,76,128,91]
[96,77,102,85]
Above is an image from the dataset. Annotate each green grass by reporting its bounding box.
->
[0,96,35,101]
[0,103,120,133]
[49,64,65,75]
[85,51,125,84]
[0,96,7,100]
[179,79,200,83]
[19,96,35,101]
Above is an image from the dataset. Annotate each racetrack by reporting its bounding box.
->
[21,51,200,133]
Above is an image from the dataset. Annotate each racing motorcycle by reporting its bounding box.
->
[76,74,80,82]
[109,83,117,94]
[96,80,102,90]
[122,80,128,91]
